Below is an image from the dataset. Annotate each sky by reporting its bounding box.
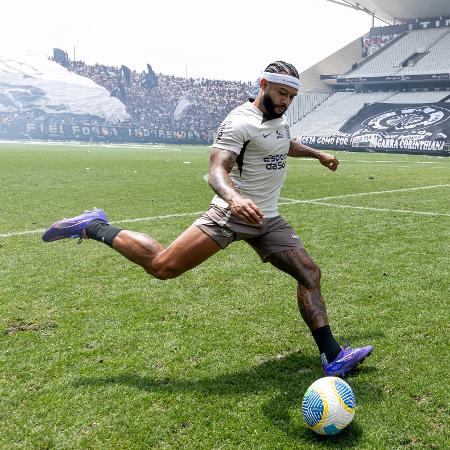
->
[2,0,385,82]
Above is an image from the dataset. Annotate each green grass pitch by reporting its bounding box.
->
[0,142,449,449]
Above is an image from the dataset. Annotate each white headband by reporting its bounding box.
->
[261,71,301,90]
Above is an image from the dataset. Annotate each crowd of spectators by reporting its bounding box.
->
[1,59,253,140]
[3,110,107,127]
[68,60,252,132]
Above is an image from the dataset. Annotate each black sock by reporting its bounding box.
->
[85,220,122,247]
[312,325,341,362]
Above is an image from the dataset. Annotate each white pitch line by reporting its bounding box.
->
[1,184,449,239]
[295,201,450,217]
[0,211,205,239]
[0,228,47,238]
[279,184,449,203]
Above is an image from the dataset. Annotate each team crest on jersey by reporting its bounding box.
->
[275,126,290,139]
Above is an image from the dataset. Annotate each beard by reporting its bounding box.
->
[262,92,286,119]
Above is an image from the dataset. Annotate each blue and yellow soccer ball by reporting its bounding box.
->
[302,377,355,435]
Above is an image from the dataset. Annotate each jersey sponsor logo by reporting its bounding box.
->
[263,153,288,170]
[263,132,272,138]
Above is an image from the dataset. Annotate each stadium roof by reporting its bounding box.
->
[328,0,450,24]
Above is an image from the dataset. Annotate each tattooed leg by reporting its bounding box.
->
[266,248,329,330]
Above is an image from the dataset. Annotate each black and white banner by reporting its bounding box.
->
[0,120,214,144]
[370,16,450,36]
[338,73,450,84]
[296,102,450,155]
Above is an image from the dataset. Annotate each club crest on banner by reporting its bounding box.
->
[362,105,450,133]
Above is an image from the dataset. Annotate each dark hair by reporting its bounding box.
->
[264,61,299,79]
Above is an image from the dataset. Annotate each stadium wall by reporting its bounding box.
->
[298,36,366,93]
[295,135,449,156]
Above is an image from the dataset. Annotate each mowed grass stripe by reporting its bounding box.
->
[1,184,448,239]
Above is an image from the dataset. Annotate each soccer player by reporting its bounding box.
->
[43,61,372,377]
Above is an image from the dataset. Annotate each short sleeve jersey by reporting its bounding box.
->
[211,101,291,217]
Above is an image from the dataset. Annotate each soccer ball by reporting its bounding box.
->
[301,376,355,435]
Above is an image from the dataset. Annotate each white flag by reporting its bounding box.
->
[0,51,130,122]
[173,94,195,120]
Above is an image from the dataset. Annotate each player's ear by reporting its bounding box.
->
[259,78,268,90]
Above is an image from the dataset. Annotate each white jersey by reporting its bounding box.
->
[211,101,291,217]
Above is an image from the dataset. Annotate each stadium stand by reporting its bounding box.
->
[1,2,449,154]
[0,58,251,144]
[286,93,331,126]
[291,5,450,156]
[399,30,450,75]
[343,29,449,78]
[385,90,450,103]
[291,92,393,136]
[291,90,450,136]
[68,60,251,133]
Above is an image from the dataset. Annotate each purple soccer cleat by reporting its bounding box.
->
[322,345,373,377]
[42,208,108,242]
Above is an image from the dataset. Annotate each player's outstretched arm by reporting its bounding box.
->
[208,148,264,225]
[288,140,339,172]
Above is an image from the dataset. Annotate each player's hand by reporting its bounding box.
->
[318,152,339,172]
[230,197,264,226]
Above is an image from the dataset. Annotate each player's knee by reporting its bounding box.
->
[146,265,179,280]
[301,263,321,289]
[146,257,181,280]
[152,269,178,280]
